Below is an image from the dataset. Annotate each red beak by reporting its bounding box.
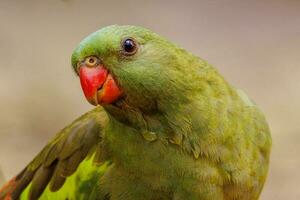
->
[79,65,122,105]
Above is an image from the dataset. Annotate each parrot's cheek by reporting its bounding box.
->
[79,66,122,106]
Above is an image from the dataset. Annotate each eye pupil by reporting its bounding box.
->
[123,39,136,54]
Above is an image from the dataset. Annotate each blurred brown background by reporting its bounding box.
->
[0,0,299,199]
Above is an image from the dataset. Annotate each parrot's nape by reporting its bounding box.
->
[0,25,271,200]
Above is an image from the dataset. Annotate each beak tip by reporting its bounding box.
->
[87,94,98,106]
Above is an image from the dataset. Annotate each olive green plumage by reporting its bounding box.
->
[2,25,271,200]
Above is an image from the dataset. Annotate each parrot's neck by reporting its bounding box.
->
[103,82,237,178]
[104,63,240,159]
[106,83,236,149]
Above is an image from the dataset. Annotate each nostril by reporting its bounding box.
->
[88,58,95,63]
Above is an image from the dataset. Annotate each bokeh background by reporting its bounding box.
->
[0,0,299,199]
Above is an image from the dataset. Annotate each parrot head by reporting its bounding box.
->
[72,25,201,120]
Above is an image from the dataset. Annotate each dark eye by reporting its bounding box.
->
[122,38,137,55]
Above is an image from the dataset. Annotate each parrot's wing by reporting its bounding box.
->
[0,106,109,200]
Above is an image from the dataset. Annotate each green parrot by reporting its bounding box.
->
[0,25,271,200]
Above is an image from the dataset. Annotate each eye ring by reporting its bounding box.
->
[121,38,138,56]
